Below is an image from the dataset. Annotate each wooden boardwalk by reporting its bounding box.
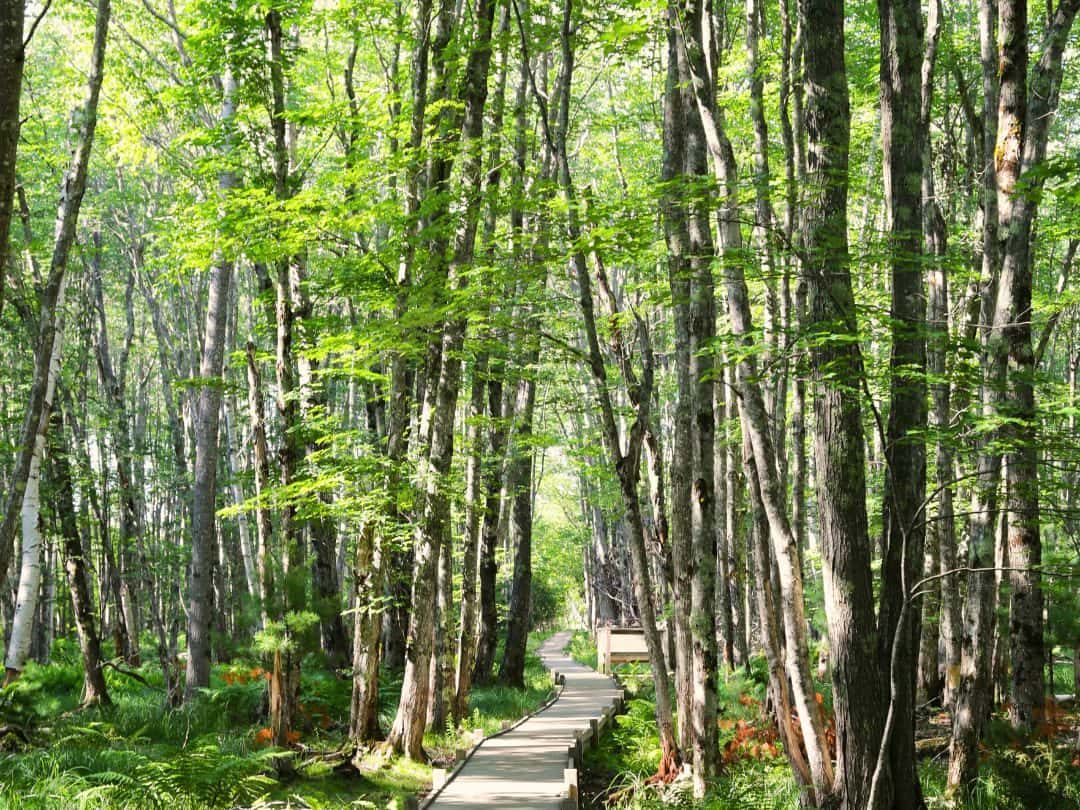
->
[426,631,623,809]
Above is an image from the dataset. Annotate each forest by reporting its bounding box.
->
[0,0,1076,803]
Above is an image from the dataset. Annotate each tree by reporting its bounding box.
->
[185,66,238,700]
[800,0,883,802]
[949,0,1079,787]
[4,0,110,685]
[0,0,22,313]
[873,0,927,800]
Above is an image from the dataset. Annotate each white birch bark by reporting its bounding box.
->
[5,282,66,677]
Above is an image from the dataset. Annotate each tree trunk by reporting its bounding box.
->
[0,0,107,594]
[945,0,1001,788]
[917,0,952,710]
[455,361,487,719]
[874,0,927,800]
[997,0,1079,732]
[724,364,748,667]
[661,5,694,744]
[245,342,275,627]
[51,408,110,706]
[473,369,507,685]
[0,0,22,315]
[4,0,109,683]
[429,537,454,731]
[801,0,883,802]
[33,538,55,665]
[499,371,537,688]
[349,521,383,745]
[264,8,306,747]
[714,375,734,670]
[687,67,718,797]
[224,402,259,607]
[186,63,237,700]
[5,327,61,681]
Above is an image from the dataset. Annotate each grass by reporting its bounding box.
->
[0,632,557,809]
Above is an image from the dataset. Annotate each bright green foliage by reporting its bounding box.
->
[566,630,598,671]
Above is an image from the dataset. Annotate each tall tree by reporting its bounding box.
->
[385,0,497,757]
[662,0,697,759]
[874,0,927,800]
[995,0,1078,733]
[3,0,111,684]
[185,63,238,700]
[800,0,883,802]
[949,0,1079,786]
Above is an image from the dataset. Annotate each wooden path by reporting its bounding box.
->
[425,630,623,809]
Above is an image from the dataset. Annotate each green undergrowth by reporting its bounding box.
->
[0,633,556,809]
[573,631,1078,809]
[567,630,599,671]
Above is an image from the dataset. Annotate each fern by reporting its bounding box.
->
[68,743,277,809]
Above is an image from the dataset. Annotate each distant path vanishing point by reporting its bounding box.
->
[426,630,623,809]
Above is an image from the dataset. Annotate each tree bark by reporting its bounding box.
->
[945,0,1001,788]
[687,49,718,798]
[52,407,110,706]
[0,0,107,593]
[455,361,487,718]
[186,63,237,700]
[0,0,22,315]
[874,0,927,800]
[429,536,454,731]
[997,0,1079,733]
[6,308,63,681]
[661,1,694,747]
[349,521,383,745]
[245,342,275,628]
[473,366,507,684]
[4,0,110,683]
[918,0,948,708]
[801,0,884,803]
[499,370,538,688]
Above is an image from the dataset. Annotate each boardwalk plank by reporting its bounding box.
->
[427,631,621,809]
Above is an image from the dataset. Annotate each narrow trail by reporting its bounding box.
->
[426,630,622,809]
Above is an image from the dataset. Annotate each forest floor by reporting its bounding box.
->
[0,634,556,809]
[567,632,1080,810]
